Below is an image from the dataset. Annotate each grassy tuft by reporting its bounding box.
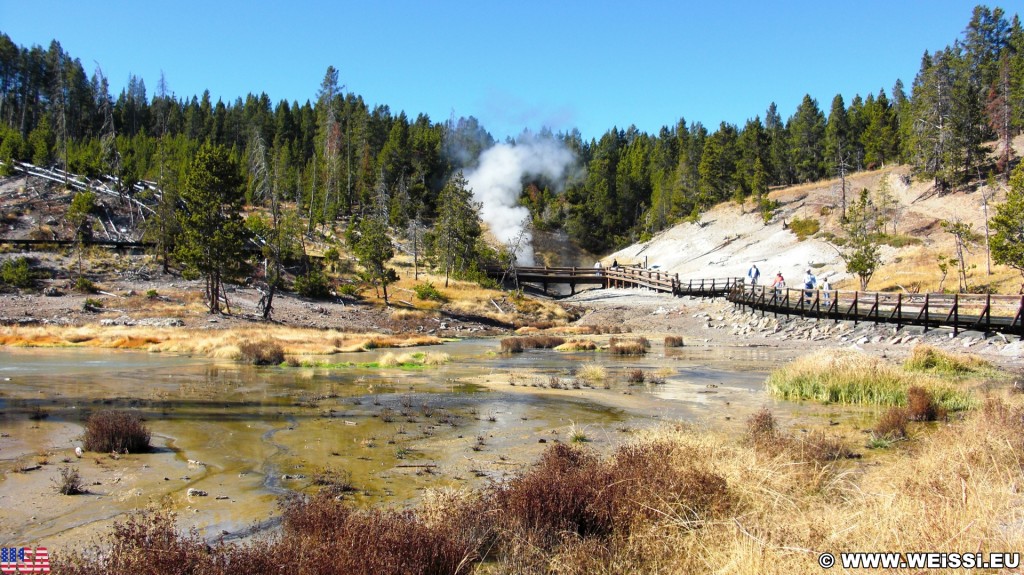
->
[766,349,975,411]
[904,344,990,375]
[576,363,607,385]
[664,335,684,348]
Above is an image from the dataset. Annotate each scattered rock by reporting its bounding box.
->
[187,488,208,497]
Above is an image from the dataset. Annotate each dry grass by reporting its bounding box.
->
[553,339,597,352]
[664,335,684,347]
[0,325,442,357]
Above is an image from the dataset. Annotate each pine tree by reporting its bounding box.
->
[175,144,248,313]
[990,163,1024,293]
[428,172,483,287]
[787,94,826,183]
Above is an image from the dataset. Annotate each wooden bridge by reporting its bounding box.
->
[487,266,1024,337]
[485,265,741,297]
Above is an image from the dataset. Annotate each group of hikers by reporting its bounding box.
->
[746,263,832,303]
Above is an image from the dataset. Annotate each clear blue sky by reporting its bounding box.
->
[0,0,1001,141]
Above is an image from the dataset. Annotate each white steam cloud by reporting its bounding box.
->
[465,137,576,266]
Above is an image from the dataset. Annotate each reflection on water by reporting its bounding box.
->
[0,339,833,547]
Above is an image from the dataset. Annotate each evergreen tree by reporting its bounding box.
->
[990,163,1024,293]
[839,189,882,290]
[175,144,248,313]
[787,94,826,183]
[349,211,398,305]
[428,171,483,286]
[824,94,850,175]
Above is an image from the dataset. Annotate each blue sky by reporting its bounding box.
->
[0,0,1000,141]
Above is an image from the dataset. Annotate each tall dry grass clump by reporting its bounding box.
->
[237,338,285,365]
[664,335,684,347]
[83,410,151,453]
[575,363,607,385]
[608,336,650,356]
[767,348,975,411]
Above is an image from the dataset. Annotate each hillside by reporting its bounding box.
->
[605,135,1024,295]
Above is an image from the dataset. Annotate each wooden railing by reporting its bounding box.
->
[728,284,1024,336]
[485,265,742,297]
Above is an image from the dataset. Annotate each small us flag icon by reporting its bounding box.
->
[0,547,49,573]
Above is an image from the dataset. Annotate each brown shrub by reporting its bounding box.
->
[906,385,945,421]
[744,408,781,448]
[664,335,684,348]
[280,492,480,575]
[798,430,855,462]
[489,441,730,549]
[83,410,151,453]
[874,407,910,440]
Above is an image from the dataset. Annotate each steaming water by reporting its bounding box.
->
[0,341,850,547]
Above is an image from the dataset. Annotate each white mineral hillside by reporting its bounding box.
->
[604,136,1024,295]
[606,200,845,285]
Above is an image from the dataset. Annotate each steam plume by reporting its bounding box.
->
[465,137,575,266]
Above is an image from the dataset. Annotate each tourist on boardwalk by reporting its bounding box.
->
[770,271,785,295]
[803,269,817,303]
[747,263,760,288]
[820,275,832,305]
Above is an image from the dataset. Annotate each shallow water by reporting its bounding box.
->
[0,339,845,548]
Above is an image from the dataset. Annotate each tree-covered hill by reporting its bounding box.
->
[0,5,1022,259]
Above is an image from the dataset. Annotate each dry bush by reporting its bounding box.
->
[664,335,684,348]
[54,510,217,575]
[874,407,909,440]
[488,444,610,543]
[499,335,566,353]
[83,410,150,453]
[906,385,945,421]
[53,465,85,495]
[377,352,399,367]
[744,407,782,449]
[488,440,731,553]
[626,369,645,384]
[278,492,480,575]
[500,338,525,353]
[237,338,285,365]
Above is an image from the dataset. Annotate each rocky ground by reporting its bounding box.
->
[563,287,1024,370]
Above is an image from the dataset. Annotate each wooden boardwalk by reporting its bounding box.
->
[487,266,1024,337]
[729,284,1024,337]
[485,265,741,297]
